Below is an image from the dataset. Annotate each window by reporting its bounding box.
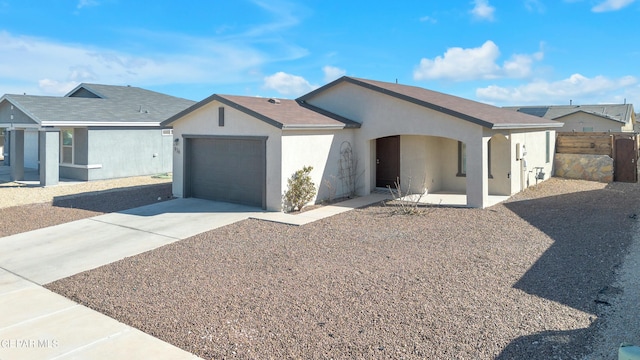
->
[457,141,466,176]
[61,129,73,164]
[545,131,551,163]
[457,140,492,178]
[583,127,593,132]
[161,129,173,136]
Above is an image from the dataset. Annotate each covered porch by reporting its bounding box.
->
[370,132,513,208]
[4,127,61,187]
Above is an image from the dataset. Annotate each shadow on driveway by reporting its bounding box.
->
[496,182,639,358]
[52,183,173,213]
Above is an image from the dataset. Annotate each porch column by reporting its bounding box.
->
[466,136,489,208]
[9,129,24,181]
[39,128,60,186]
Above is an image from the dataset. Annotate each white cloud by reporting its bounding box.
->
[476,73,638,104]
[413,41,543,82]
[0,1,309,96]
[77,0,99,9]
[38,79,79,94]
[592,0,635,12]
[524,0,546,12]
[322,66,346,83]
[263,72,318,96]
[419,15,437,23]
[414,41,500,81]
[244,0,301,36]
[0,30,285,96]
[470,0,496,21]
[503,49,544,78]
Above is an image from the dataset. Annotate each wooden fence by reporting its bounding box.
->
[555,132,614,156]
[555,132,638,183]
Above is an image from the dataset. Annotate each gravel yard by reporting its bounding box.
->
[42,177,640,359]
[0,176,172,237]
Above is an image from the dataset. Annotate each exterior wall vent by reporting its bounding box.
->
[218,107,225,127]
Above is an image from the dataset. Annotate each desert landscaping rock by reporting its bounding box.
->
[0,177,172,237]
[0,175,171,209]
[39,178,640,359]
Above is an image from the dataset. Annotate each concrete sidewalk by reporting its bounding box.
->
[0,194,389,359]
[0,268,200,359]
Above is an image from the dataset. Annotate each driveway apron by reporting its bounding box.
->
[0,194,389,359]
[0,197,262,360]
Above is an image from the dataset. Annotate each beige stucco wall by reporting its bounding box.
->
[169,100,283,211]
[507,130,556,193]
[305,81,490,207]
[398,136,466,194]
[557,112,629,132]
[487,134,511,196]
[281,129,355,205]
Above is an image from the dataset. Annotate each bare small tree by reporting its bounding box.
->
[322,175,338,204]
[387,176,428,215]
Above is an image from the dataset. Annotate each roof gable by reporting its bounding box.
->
[162,94,360,129]
[551,109,623,123]
[1,84,195,127]
[505,104,635,125]
[298,77,562,130]
[65,84,103,98]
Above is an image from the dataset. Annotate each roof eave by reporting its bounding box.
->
[41,121,161,127]
[282,124,350,130]
[300,77,500,129]
[0,123,41,129]
[161,94,284,129]
[492,122,564,130]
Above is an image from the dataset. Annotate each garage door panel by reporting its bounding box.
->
[187,137,265,208]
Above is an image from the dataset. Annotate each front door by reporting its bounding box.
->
[614,137,637,183]
[376,136,400,188]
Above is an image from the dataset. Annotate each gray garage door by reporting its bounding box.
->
[185,136,266,209]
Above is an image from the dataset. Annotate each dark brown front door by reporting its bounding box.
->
[376,136,400,188]
[614,137,637,183]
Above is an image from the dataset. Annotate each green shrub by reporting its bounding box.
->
[284,166,316,211]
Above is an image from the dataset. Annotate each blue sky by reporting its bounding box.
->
[0,0,639,107]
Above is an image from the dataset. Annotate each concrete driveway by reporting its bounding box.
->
[0,198,265,285]
[0,194,388,359]
[0,198,265,360]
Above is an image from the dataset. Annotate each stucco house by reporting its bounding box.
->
[0,84,195,186]
[163,76,562,211]
[504,104,636,132]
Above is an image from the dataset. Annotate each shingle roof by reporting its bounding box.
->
[299,77,563,130]
[162,94,360,129]
[0,84,195,127]
[504,104,634,125]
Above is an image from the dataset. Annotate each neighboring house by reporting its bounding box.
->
[162,76,562,211]
[504,104,636,132]
[0,128,4,161]
[0,84,195,185]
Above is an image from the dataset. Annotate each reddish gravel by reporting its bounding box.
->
[45,178,640,359]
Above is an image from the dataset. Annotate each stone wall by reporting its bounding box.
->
[553,153,613,183]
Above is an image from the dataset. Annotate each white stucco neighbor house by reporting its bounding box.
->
[504,104,636,133]
[162,77,563,211]
[0,84,195,186]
